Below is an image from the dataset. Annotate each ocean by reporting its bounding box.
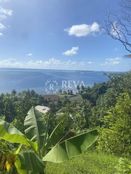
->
[0,68,109,94]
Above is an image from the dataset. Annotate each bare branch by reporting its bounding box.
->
[105,0,131,53]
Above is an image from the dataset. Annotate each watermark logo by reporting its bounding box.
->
[45,80,59,94]
[44,80,85,94]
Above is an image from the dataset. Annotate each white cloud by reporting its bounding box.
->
[0,58,94,70]
[0,7,13,36]
[27,53,33,57]
[0,22,5,29]
[65,22,100,37]
[63,47,79,56]
[0,7,13,21]
[0,22,6,35]
[101,57,121,66]
[0,7,13,17]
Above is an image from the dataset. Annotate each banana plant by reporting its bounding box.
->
[0,106,98,174]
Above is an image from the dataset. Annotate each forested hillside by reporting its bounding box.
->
[0,72,131,173]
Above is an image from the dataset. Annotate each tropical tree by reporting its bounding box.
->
[97,93,131,157]
[0,107,98,173]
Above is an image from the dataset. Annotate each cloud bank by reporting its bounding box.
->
[0,58,93,70]
[101,57,121,66]
[0,56,128,71]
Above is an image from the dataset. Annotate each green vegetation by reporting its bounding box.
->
[0,72,131,173]
[97,93,131,156]
[0,107,98,173]
[45,151,119,174]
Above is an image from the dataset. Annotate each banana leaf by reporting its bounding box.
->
[48,120,65,147]
[15,151,44,174]
[0,120,36,149]
[43,129,98,163]
[24,107,47,150]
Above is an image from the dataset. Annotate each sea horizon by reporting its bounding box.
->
[0,68,116,94]
[0,67,127,73]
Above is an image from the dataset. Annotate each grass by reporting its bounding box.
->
[45,151,119,174]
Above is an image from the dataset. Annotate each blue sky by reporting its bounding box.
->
[0,0,130,71]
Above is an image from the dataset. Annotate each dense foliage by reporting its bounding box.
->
[97,93,131,156]
[0,71,131,173]
[0,107,98,173]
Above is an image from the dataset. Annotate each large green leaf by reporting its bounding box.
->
[48,120,65,147]
[43,129,98,163]
[0,120,33,147]
[24,107,46,150]
[15,151,44,174]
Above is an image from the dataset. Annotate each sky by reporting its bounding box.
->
[0,0,130,71]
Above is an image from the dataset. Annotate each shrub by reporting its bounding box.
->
[115,157,131,174]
